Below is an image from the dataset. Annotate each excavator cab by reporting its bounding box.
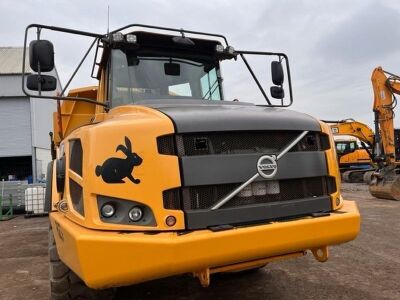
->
[335,140,358,155]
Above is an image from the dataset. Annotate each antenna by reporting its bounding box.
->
[107,5,110,34]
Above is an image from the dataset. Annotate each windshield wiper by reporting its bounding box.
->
[201,78,218,100]
[202,79,219,100]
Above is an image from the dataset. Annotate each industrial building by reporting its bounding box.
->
[0,47,61,183]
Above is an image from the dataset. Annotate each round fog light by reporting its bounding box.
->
[101,203,115,218]
[128,206,143,222]
[166,215,176,227]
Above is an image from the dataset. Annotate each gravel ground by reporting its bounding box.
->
[0,183,399,299]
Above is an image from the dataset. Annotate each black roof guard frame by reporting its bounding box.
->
[22,23,293,108]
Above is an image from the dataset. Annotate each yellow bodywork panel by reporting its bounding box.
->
[319,121,342,209]
[53,105,183,231]
[339,149,371,165]
[49,200,359,289]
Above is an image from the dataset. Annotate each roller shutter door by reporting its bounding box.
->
[0,98,32,157]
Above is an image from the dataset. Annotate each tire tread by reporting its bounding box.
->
[49,227,115,300]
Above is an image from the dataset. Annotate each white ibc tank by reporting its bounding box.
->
[25,186,46,214]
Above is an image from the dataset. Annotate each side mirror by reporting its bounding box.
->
[27,74,57,91]
[271,61,284,85]
[29,40,54,72]
[270,86,285,99]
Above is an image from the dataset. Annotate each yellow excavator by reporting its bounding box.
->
[325,119,375,182]
[326,67,400,200]
[368,67,400,200]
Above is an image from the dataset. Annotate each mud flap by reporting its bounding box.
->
[44,161,54,213]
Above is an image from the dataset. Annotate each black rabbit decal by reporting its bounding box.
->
[95,136,143,184]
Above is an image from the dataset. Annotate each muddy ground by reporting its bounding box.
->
[0,183,399,299]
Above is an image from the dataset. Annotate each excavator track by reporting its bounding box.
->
[363,170,375,184]
[342,168,375,183]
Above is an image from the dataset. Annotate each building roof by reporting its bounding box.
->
[0,47,31,75]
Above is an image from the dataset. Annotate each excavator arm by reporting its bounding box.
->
[327,119,375,147]
[369,67,400,200]
[371,67,400,164]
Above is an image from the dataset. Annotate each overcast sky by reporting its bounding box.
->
[2,0,400,128]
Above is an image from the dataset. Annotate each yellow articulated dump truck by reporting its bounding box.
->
[22,24,360,299]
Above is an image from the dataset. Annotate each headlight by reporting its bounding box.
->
[112,32,124,42]
[101,203,115,218]
[128,206,143,222]
[126,34,137,43]
[97,196,156,226]
[215,44,224,53]
[165,215,176,227]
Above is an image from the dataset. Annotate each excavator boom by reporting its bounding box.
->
[328,119,374,146]
[369,67,400,200]
[371,67,399,164]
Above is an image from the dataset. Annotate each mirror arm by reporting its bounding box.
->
[61,38,98,96]
[22,24,108,108]
[279,57,283,105]
[236,50,293,107]
[36,27,42,95]
[239,53,272,105]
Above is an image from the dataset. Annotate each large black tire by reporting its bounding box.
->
[49,227,115,300]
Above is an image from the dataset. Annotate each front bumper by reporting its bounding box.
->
[50,200,360,289]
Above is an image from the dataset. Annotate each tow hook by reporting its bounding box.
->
[311,246,329,262]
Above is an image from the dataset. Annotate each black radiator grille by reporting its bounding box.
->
[157,135,176,155]
[158,131,329,156]
[163,176,336,210]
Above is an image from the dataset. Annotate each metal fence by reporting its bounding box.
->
[0,180,47,217]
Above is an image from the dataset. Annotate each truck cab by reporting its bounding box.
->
[23,24,360,297]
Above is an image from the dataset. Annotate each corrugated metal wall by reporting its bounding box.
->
[31,98,57,149]
[0,97,32,157]
[0,74,25,97]
[0,50,61,182]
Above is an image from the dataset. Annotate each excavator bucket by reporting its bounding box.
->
[369,171,400,200]
[363,171,375,184]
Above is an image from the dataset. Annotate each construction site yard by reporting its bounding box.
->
[0,183,399,300]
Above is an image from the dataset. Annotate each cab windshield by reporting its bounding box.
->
[109,49,222,106]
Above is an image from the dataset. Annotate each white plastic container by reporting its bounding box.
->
[25,186,46,214]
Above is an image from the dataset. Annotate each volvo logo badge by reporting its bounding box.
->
[257,155,278,179]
